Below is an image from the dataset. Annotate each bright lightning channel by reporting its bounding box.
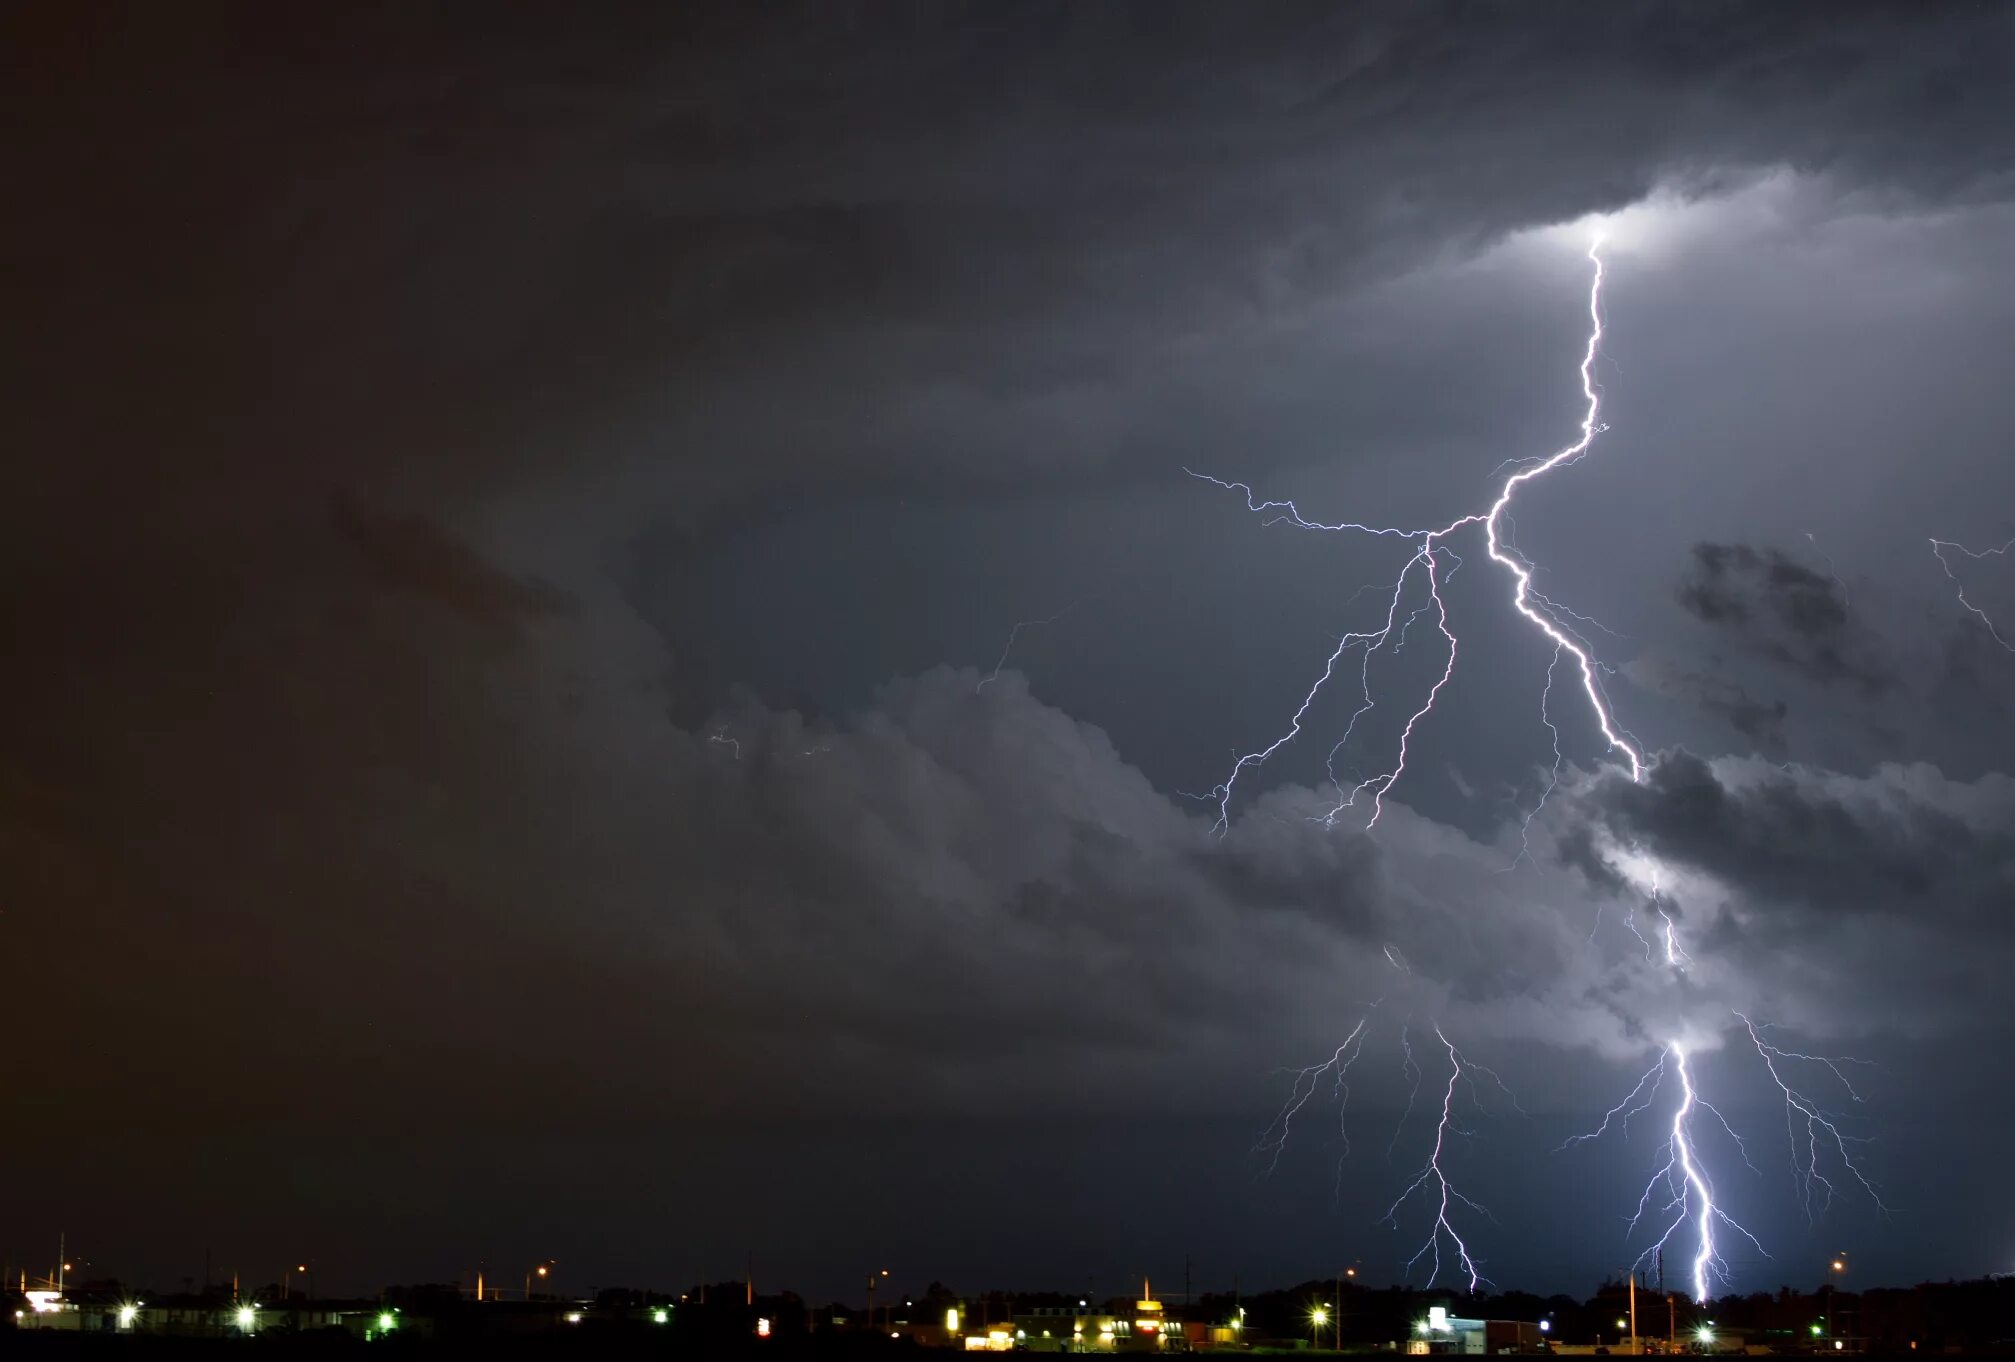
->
[1930,535,2015,652]
[1190,237,1642,835]
[1568,1043,1764,1303]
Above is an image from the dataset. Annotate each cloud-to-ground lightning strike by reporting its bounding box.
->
[1191,237,1642,835]
[1930,535,2015,652]
[1237,238,1886,1301]
[1566,1043,1765,1303]
[1382,1027,1493,1292]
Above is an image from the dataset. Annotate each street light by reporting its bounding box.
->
[1830,1252,1848,1342]
[525,1260,554,1301]
[1310,1305,1329,1351]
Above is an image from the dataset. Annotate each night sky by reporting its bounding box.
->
[9,2,2015,1306]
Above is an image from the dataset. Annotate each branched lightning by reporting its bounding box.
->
[1256,1017,1370,1177]
[1225,239,1892,1301]
[1737,1013,1888,1220]
[1571,1044,1766,1303]
[1930,535,2015,652]
[1191,238,1641,835]
[1383,1027,1494,1291]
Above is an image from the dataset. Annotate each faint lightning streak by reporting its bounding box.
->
[1195,237,1642,833]
[978,605,1075,692]
[1806,531,1850,609]
[1510,644,1565,868]
[1558,1052,1665,1151]
[1255,1018,1370,1177]
[1389,1023,1423,1162]
[1196,548,1430,833]
[1383,1027,1489,1291]
[1736,1013,1888,1220]
[709,730,741,759]
[1930,535,2015,652]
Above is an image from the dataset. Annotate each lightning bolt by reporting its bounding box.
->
[1737,1012,1888,1220]
[1930,535,2015,652]
[1382,1026,1493,1291]
[1191,237,1641,835]
[1571,1042,1765,1303]
[978,604,1077,692]
[1256,1017,1370,1177]
[1221,238,1891,1300]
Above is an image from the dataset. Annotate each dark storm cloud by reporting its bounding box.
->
[1574,750,2015,938]
[1675,542,1890,694]
[1626,656,1788,756]
[7,0,2015,1292]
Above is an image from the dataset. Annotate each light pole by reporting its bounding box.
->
[866,1268,888,1332]
[525,1261,553,1301]
[1310,1305,1328,1351]
[1829,1252,1847,1342]
[1334,1265,1356,1351]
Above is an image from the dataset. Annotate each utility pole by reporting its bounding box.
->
[1627,1271,1638,1355]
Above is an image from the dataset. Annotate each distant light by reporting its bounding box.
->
[237,1306,257,1330]
[1430,1306,1450,1333]
[946,1308,960,1333]
[1311,1307,1329,1325]
[119,1304,139,1328]
[1078,1299,1087,1308]
[1697,1326,1716,1344]
[565,1312,583,1324]
[1811,1324,1824,1336]
[652,1309,669,1324]
[1832,1260,1846,1272]
[1835,1344,1844,1353]
[377,1312,396,1332]
[756,1317,771,1338]
[1539,1320,1551,1333]
[1618,1319,1630,1330]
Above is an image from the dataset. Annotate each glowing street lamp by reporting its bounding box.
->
[1310,1305,1329,1350]
[525,1260,554,1301]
